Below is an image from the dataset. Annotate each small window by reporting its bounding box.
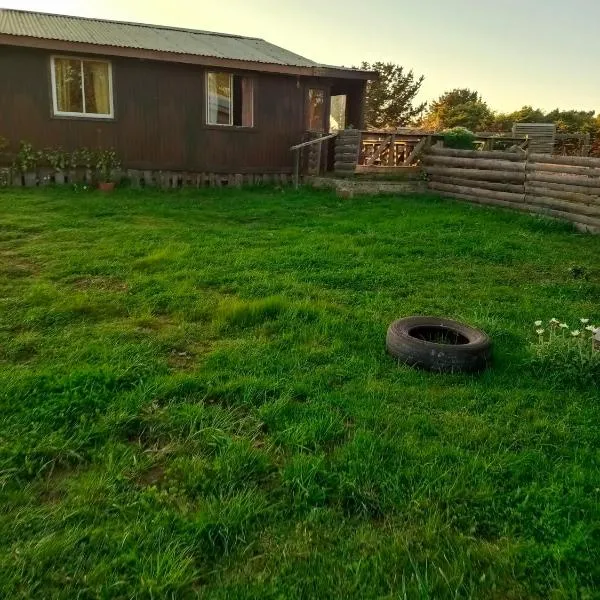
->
[206,72,253,127]
[307,89,325,132]
[51,56,114,118]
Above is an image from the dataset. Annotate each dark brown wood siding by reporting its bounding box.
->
[0,46,337,172]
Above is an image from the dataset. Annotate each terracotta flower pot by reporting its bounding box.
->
[98,181,115,192]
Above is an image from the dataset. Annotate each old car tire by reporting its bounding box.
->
[386,316,492,373]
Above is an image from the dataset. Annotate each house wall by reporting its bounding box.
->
[0,45,339,173]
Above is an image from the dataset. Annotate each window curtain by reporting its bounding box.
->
[84,61,110,114]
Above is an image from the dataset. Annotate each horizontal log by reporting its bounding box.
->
[431,190,528,212]
[431,190,600,229]
[356,165,420,174]
[528,207,600,228]
[527,172,600,188]
[429,181,524,204]
[529,154,600,168]
[524,180,600,197]
[433,176,524,194]
[423,155,526,172]
[526,162,600,178]
[427,147,525,161]
[525,184,600,205]
[525,194,600,218]
[425,166,526,183]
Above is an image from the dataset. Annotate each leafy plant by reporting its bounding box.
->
[43,147,70,172]
[441,127,477,150]
[78,147,96,170]
[14,141,39,173]
[530,317,599,388]
[95,149,121,183]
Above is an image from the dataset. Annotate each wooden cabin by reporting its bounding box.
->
[0,9,375,178]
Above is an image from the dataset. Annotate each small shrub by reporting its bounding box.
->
[43,147,70,172]
[530,318,599,388]
[441,127,477,150]
[14,141,39,173]
[95,148,121,183]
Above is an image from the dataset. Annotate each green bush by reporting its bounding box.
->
[441,127,477,150]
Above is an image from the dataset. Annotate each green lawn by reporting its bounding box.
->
[1,186,599,599]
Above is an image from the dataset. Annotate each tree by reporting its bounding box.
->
[361,62,426,129]
[421,88,493,131]
[545,109,596,134]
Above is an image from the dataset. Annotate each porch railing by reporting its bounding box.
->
[290,132,338,188]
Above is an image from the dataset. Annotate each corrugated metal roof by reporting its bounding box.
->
[0,9,318,67]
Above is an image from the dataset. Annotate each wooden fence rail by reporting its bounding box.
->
[425,148,600,233]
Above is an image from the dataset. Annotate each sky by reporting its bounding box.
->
[2,0,599,114]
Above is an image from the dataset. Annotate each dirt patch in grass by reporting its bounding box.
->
[167,342,214,370]
[0,250,39,278]
[134,315,176,334]
[38,464,83,504]
[71,276,129,292]
[136,464,166,487]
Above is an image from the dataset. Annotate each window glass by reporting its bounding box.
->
[52,57,112,117]
[308,89,325,131]
[83,61,111,114]
[208,72,253,127]
[207,72,232,125]
[54,58,83,113]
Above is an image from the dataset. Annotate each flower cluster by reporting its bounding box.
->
[534,318,598,339]
[530,316,599,388]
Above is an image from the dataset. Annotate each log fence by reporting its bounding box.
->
[425,146,600,232]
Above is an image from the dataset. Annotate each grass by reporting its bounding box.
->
[1,185,599,599]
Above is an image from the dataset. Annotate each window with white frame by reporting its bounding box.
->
[51,56,114,118]
[206,72,253,127]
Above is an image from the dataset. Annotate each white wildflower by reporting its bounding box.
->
[559,323,569,329]
[571,330,581,337]
[536,329,545,335]
[535,320,543,327]
[549,318,559,324]
[580,318,590,324]
[585,325,595,332]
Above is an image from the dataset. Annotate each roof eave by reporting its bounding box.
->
[313,66,377,80]
[0,34,376,80]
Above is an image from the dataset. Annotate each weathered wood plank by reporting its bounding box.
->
[527,172,600,188]
[427,147,525,161]
[525,184,600,205]
[423,155,526,172]
[365,135,392,166]
[434,176,524,194]
[527,162,600,177]
[429,181,525,204]
[425,166,526,183]
[403,136,429,166]
[524,194,600,217]
[528,154,600,168]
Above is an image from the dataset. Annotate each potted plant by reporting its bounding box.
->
[96,149,121,192]
[44,147,69,185]
[14,141,39,187]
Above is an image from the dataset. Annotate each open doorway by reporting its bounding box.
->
[330,94,347,131]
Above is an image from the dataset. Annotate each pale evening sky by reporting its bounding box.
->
[2,0,599,114]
